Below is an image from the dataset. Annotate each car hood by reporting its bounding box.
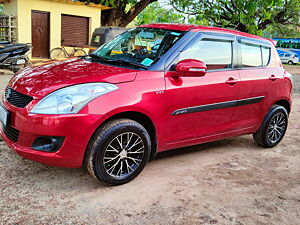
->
[9,58,138,99]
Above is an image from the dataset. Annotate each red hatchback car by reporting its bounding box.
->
[0,24,293,185]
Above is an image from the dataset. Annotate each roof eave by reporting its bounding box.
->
[0,0,111,10]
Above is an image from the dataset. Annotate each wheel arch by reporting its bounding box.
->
[83,111,158,167]
[273,99,291,114]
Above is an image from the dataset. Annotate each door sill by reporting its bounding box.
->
[166,126,256,146]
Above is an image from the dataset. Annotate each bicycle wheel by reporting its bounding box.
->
[50,48,67,60]
[74,49,87,57]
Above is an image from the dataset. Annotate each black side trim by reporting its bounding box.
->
[171,96,265,116]
[171,100,236,115]
[236,96,265,107]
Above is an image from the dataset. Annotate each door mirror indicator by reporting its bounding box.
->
[172,59,207,77]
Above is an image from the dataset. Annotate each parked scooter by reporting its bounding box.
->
[0,42,32,73]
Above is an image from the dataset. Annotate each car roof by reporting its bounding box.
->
[139,23,274,45]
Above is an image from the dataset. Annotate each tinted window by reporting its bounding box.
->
[180,40,232,70]
[241,44,262,67]
[261,47,270,66]
[285,54,291,57]
[279,53,284,57]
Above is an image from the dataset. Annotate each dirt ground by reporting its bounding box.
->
[0,66,299,225]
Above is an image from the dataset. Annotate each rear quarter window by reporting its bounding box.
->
[262,47,270,66]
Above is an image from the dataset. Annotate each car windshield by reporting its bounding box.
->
[90,27,185,69]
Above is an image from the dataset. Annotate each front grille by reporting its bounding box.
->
[2,123,19,142]
[5,88,33,108]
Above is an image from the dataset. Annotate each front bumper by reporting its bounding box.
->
[0,101,105,168]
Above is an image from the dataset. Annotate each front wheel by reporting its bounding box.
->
[288,60,293,65]
[86,119,151,185]
[253,105,288,148]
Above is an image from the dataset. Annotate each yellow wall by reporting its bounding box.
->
[3,0,101,58]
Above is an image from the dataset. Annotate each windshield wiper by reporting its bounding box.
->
[88,53,109,62]
[88,53,147,69]
[106,59,148,69]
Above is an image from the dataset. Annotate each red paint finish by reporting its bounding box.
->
[172,59,207,77]
[164,70,240,148]
[0,24,292,168]
[9,58,138,99]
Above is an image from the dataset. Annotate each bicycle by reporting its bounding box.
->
[50,41,87,60]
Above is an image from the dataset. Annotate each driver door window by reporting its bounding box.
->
[179,40,232,70]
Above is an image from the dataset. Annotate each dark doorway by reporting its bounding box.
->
[31,10,50,58]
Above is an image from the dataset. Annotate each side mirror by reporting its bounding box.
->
[175,59,207,77]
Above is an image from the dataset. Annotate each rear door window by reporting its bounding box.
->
[180,40,232,70]
[241,43,262,67]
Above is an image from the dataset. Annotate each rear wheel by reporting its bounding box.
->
[288,60,293,65]
[253,105,288,148]
[86,119,151,185]
[50,48,67,60]
[74,49,87,57]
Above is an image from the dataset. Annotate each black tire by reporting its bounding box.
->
[12,57,31,73]
[253,105,288,148]
[12,65,22,73]
[50,48,66,60]
[74,49,87,57]
[86,119,151,185]
[288,60,293,65]
[24,57,32,67]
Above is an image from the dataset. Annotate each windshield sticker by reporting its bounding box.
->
[141,58,154,66]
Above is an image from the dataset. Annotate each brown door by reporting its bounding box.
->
[31,11,50,58]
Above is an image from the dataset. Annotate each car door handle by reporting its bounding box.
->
[269,74,279,81]
[226,77,239,85]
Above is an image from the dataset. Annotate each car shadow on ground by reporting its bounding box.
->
[155,137,253,160]
[1,134,258,190]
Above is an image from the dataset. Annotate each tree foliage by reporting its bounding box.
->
[170,0,300,35]
[263,24,300,38]
[78,0,158,27]
[134,2,185,25]
[133,2,209,26]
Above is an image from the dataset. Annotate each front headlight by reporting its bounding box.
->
[30,83,118,114]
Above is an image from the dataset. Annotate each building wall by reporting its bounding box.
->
[3,0,101,58]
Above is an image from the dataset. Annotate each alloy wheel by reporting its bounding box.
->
[103,132,145,178]
[267,112,287,143]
